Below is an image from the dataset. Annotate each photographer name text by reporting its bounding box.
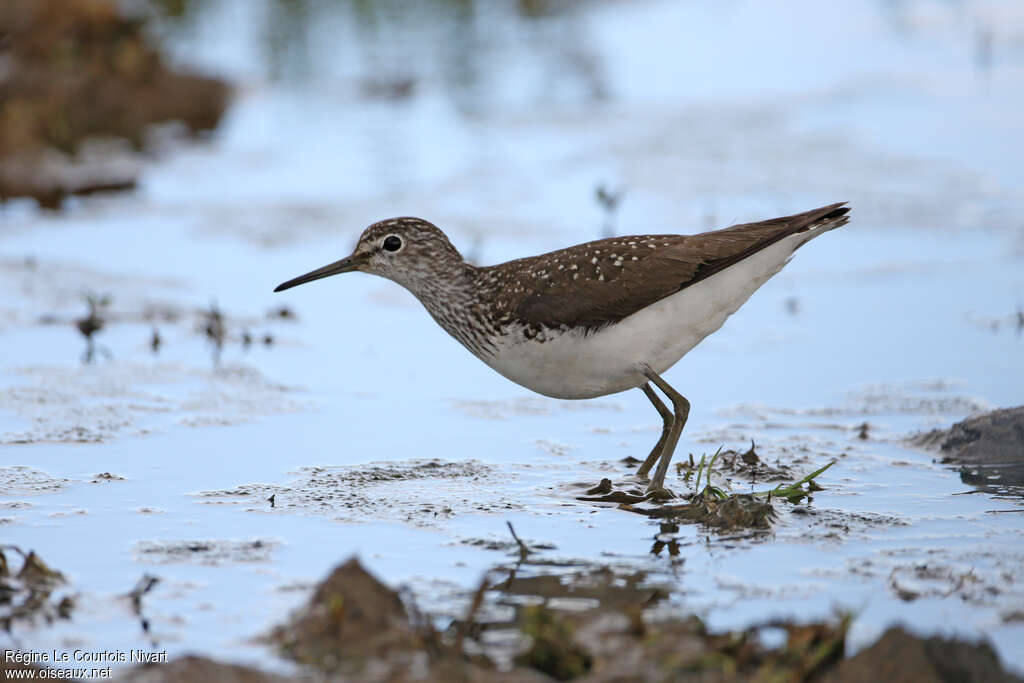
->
[5,649,168,665]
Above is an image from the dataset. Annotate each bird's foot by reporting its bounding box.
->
[577,478,651,504]
[577,477,677,504]
[644,485,676,501]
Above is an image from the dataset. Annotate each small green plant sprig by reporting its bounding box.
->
[686,445,836,503]
[693,446,728,499]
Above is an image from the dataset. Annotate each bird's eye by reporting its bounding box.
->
[382,235,402,252]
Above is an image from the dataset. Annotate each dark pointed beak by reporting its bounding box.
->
[273,253,365,292]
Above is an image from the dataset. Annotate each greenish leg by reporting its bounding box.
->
[637,383,672,478]
[640,365,690,494]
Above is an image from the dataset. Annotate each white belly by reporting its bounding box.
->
[483,231,813,399]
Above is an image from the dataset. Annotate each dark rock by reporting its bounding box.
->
[913,406,1024,464]
[912,406,1024,487]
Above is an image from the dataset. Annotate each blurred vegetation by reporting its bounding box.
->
[0,0,229,207]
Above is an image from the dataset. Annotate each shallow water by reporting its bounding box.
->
[2,0,1023,674]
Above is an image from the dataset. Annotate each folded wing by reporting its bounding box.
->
[513,202,849,331]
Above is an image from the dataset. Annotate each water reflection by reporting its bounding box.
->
[150,0,610,113]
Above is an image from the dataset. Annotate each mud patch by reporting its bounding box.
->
[0,466,72,495]
[882,550,1024,608]
[534,439,574,457]
[134,539,278,566]
[196,459,521,526]
[0,362,305,445]
[724,380,988,421]
[782,507,906,543]
[889,565,994,603]
[90,472,125,483]
[830,546,1024,609]
[845,382,990,417]
[621,491,776,530]
[460,537,557,554]
[711,440,796,483]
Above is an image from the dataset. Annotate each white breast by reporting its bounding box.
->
[482,230,817,399]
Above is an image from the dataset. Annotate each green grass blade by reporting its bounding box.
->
[753,460,837,499]
[705,445,724,490]
[693,454,707,494]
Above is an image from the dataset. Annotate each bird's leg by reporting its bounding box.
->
[640,365,690,494]
[637,383,672,478]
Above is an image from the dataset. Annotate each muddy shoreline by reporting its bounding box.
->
[4,550,1020,682]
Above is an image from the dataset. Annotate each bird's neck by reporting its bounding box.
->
[403,261,499,359]
[407,259,477,308]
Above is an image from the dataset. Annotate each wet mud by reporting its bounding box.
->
[196,459,521,525]
[709,441,796,483]
[782,507,906,543]
[1,362,305,445]
[0,466,71,494]
[134,539,278,566]
[807,541,1024,618]
[620,491,776,530]
[722,380,989,422]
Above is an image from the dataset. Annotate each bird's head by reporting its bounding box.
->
[274,217,464,293]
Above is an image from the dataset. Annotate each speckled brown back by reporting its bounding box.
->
[477,203,849,332]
